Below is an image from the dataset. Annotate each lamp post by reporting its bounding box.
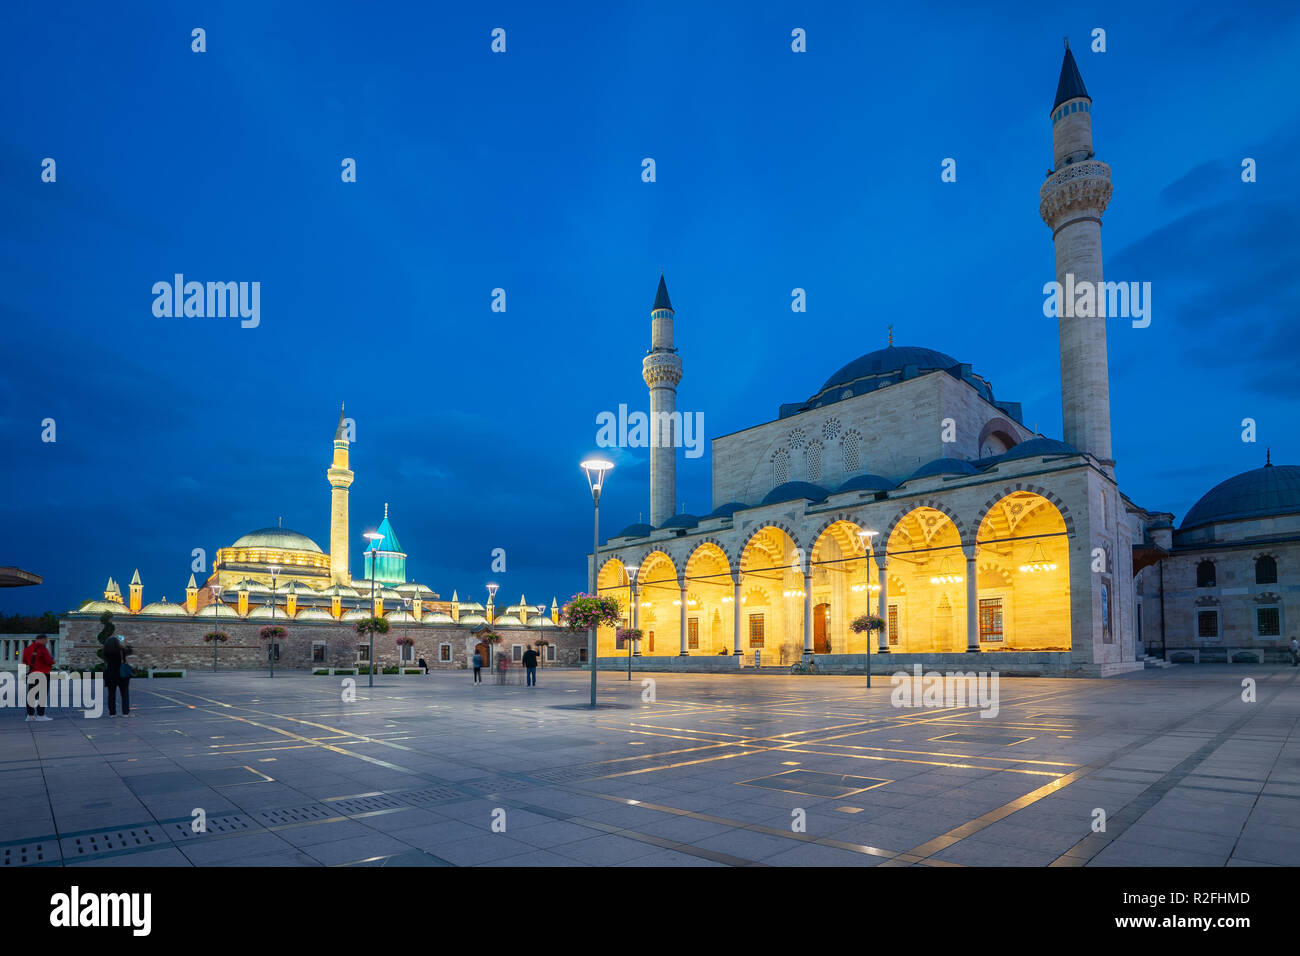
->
[581,457,613,709]
[209,584,223,672]
[402,598,411,669]
[364,531,384,688]
[268,565,280,678]
[857,530,877,688]
[625,564,639,681]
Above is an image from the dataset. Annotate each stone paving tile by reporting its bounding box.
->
[4,666,1300,867]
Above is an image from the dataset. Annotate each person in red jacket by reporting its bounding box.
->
[22,635,54,722]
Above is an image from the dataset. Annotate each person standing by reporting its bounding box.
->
[103,634,135,717]
[1290,636,1298,667]
[472,649,483,684]
[22,634,54,722]
[522,645,539,687]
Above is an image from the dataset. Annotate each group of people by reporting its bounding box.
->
[471,644,541,686]
[19,632,135,721]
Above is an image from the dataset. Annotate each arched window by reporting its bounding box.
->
[841,430,860,473]
[1256,555,1278,585]
[1196,560,1216,588]
[805,441,823,482]
[772,449,790,488]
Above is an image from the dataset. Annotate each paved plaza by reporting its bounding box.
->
[1,665,1297,867]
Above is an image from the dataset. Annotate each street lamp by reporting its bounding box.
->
[363,531,384,688]
[209,584,223,672]
[857,530,878,688]
[625,564,639,681]
[581,457,613,709]
[268,565,280,678]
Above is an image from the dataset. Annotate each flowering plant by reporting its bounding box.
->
[355,617,390,637]
[481,631,502,644]
[615,627,643,645]
[562,593,623,631]
[203,631,229,643]
[259,625,287,641]
[849,614,886,634]
[395,635,415,647]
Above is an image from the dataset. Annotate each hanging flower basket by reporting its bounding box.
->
[203,631,229,643]
[259,625,287,641]
[481,631,502,644]
[355,617,390,638]
[534,636,551,647]
[562,593,623,632]
[395,636,415,647]
[616,626,643,646]
[849,614,886,634]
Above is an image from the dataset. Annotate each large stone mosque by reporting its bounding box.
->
[62,407,572,671]
[590,46,1300,676]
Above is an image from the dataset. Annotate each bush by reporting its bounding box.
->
[382,667,399,675]
[334,668,357,675]
[312,669,331,675]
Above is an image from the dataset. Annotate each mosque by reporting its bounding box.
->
[64,406,567,670]
[590,45,1299,676]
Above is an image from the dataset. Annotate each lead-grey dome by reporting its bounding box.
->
[1181,464,1300,530]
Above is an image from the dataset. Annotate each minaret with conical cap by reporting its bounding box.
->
[642,275,682,527]
[327,403,354,584]
[1041,40,1114,468]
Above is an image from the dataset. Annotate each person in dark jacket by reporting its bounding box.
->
[472,650,483,684]
[22,635,54,721]
[103,635,134,717]
[522,645,539,686]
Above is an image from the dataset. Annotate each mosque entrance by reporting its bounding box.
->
[474,641,492,666]
[813,603,831,654]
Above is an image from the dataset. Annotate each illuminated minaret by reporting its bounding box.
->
[642,275,682,526]
[1040,40,1113,468]
[327,403,354,584]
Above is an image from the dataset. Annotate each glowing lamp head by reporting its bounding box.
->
[581,458,614,498]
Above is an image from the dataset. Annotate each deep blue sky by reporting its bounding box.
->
[2,0,1297,614]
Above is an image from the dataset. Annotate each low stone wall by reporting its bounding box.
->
[58,615,587,672]
[598,651,1082,677]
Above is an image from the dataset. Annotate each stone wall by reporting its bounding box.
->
[58,616,589,672]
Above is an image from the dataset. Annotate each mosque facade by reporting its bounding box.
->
[590,46,1299,676]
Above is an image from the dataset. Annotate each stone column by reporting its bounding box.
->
[966,547,980,652]
[877,558,890,653]
[678,578,689,655]
[733,576,743,657]
[803,571,814,659]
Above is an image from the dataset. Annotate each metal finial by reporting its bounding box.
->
[1266,448,1272,466]
[888,325,894,347]
[1064,36,1069,49]
[384,501,389,518]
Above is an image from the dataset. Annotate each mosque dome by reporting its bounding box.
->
[614,523,656,538]
[293,608,335,622]
[820,346,960,393]
[906,458,980,481]
[75,600,128,615]
[835,474,897,494]
[139,600,189,616]
[1181,463,1300,530]
[762,481,831,506]
[991,437,1079,464]
[659,513,700,530]
[706,502,749,519]
[230,528,323,553]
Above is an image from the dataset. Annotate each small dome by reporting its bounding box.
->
[1182,464,1300,530]
[423,612,454,623]
[139,600,189,616]
[196,603,240,618]
[339,609,369,622]
[762,481,831,506]
[526,615,556,627]
[230,528,323,553]
[493,614,523,626]
[384,610,416,623]
[907,458,980,480]
[459,613,487,625]
[995,437,1079,464]
[294,608,335,621]
[659,513,700,530]
[75,600,129,615]
[614,523,656,538]
[835,474,897,494]
[706,502,748,519]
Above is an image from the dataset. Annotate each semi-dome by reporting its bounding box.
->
[706,501,748,519]
[762,481,830,506]
[820,346,960,393]
[659,513,700,530]
[1181,464,1300,530]
[835,473,897,494]
[230,528,323,553]
[907,458,980,481]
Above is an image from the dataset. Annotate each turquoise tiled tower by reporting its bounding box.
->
[363,503,407,584]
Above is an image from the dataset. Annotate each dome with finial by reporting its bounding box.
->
[1181,453,1300,530]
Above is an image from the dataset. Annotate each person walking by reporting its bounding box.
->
[522,644,539,687]
[472,649,483,684]
[1290,636,1298,667]
[22,634,54,722]
[103,634,135,717]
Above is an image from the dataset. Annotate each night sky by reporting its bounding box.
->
[2,0,1297,615]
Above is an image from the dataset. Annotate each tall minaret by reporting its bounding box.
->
[1040,41,1113,468]
[642,275,682,526]
[327,403,354,584]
